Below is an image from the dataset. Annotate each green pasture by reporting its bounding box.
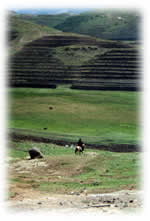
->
[8,140,141,194]
[8,87,140,145]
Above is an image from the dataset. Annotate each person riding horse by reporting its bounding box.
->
[75,138,85,154]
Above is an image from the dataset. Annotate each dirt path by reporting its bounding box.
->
[6,189,143,215]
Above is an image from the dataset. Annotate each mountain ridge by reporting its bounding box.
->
[10,10,141,41]
[55,10,141,41]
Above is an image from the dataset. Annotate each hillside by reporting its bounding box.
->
[8,12,141,91]
[55,10,140,41]
[9,34,140,91]
[8,15,62,54]
[11,10,141,41]
[16,13,71,28]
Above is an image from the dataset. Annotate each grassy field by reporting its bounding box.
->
[8,140,141,195]
[8,87,140,145]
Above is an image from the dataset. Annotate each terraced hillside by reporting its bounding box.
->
[71,48,140,91]
[9,15,62,54]
[9,34,141,91]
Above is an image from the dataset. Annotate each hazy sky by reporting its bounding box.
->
[11,8,91,15]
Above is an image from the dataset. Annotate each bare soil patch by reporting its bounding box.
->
[7,188,143,214]
[6,155,143,214]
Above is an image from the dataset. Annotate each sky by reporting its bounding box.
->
[11,8,91,15]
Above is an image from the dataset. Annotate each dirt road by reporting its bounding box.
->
[6,189,143,215]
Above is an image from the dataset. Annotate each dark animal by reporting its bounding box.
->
[14,147,43,159]
[43,128,47,130]
[49,107,53,110]
[29,147,43,159]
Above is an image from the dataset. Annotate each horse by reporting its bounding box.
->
[75,143,85,154]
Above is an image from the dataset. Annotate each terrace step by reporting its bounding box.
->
[71,84,138,91]
[10,73,139,78]
[9,34,141,90]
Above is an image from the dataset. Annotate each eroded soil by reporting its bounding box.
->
[6,155,143,215]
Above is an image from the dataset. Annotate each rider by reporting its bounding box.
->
[77,138,85,151]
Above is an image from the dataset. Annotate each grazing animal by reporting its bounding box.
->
[43,128,47,130]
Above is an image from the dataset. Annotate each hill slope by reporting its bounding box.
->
[55,10,141,40]
[16,13,71,28]
[8,15,62,54]
[8,13,141,91]
[11,10,141,41]
[9,34,140,91]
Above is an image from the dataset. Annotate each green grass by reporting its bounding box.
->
[8,140,141,194]
[8,140,73,158]
[8,87,140,145]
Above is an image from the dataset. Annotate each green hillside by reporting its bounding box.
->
[55,10,140,40]
[8,15,62,54]
[11,10,141,41]
[17,13,71,28]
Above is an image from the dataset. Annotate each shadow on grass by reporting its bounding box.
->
[9,132,140,153]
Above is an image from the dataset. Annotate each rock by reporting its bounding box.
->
[71,192,80,196]
[38,201,42,205]
[29,147,43,159]
[129,200,134,203]
[112,198,116,202]
[106,200,112,203]
[65,145,69,148]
